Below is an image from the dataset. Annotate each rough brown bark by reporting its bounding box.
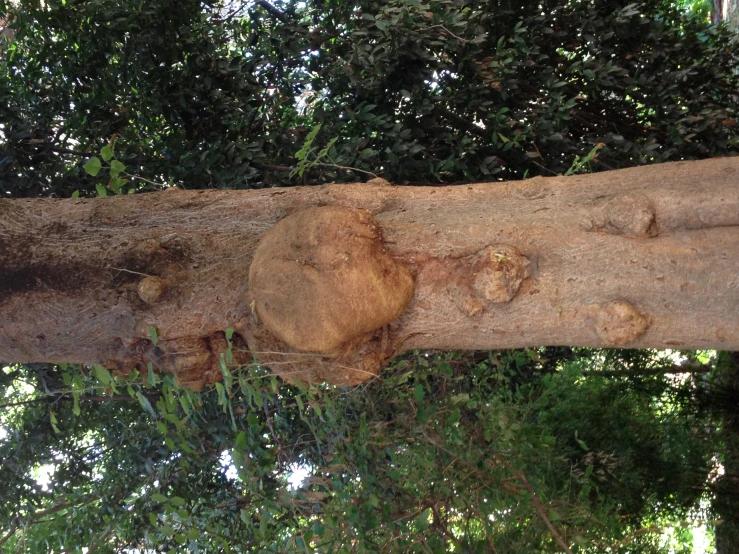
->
[1,158,738,388]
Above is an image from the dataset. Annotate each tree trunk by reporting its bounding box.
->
[726,0,739,30]
[1,158,738,388]
[714,0,739,29]
[714,0,723,26]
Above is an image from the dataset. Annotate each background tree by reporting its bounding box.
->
[1,0,738,552]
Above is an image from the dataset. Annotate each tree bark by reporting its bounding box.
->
[1,158,738,388]
[725,0,739,30]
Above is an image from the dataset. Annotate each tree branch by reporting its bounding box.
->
[583,363,712,378]
[0,526,17,549]
[252,162,294,173]
[48,145,90,157]
[255,0,288,22]
[0,394,157,410]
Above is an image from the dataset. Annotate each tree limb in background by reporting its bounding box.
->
[255,0,288,22]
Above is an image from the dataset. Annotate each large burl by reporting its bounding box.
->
[247,206,415,385]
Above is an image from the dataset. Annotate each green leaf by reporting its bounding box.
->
[294,123,322,163]
[109,159,126,177]
[234,430,248,452]
[71,190,80,198]
[215,382,226,407]
[147,362,157,387]
[451,393,470,405]
[414,384,425,403]
[137,391,156,416]
[49,411,60,434]
[415,508,431,531]
[148,512,158,526]
[109,176,127,193]
[295,394,305,414]
[179,395,191,416]
[84,156,102,176]
[100,144,114,162]
[95,184,108,197]
[220,353,233,390]
[73,391,81,416]
[152,493,168,503]
[171,496,186,507]
[311,401,322,418]
[92,365,112,385]
[148,327,158,345]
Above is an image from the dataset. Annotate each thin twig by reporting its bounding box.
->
[253,163,294,172]
[87,520,117,552]
[124,173,166,188]
[0,391,159,410]
[107,266,153,277]
[529,159,558,176]
[428,24,468,42]
[311,162,378,178]
[48,145,90,157]
[583,363,711,378]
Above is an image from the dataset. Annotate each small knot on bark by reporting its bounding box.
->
[592,300,650,346]
[471,246,531,303]
[137,275,167,304]
[585,194,657,237]
[365,177,392,187]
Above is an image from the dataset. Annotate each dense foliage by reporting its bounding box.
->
[2,0,738,197]
[1,0,739,552]
[1,350,728,553]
